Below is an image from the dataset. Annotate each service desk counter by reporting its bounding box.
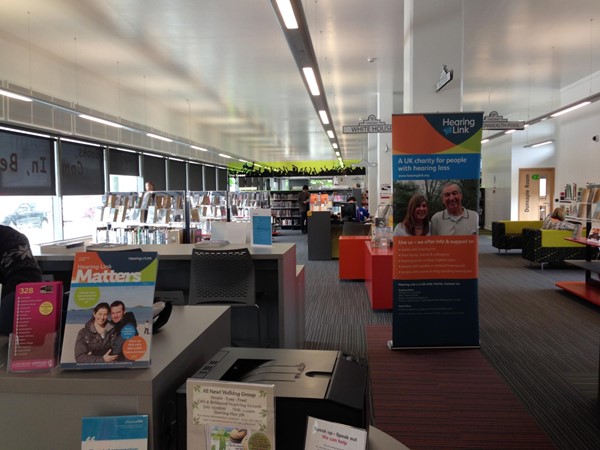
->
[307,211,343,260]
[364,241,393,310]
[0,305,230,450]
[33,243,302,349]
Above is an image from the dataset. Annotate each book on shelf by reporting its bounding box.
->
[8,281,63,372]
[156,208,170,224]
[593,203,600,220]
[116,205,127,222]
[81,415,148,450]
[588,227,600,243]
[186,379,275,450]
[146,205,157,224]
[141,192,153,209]
[59,251,159,370]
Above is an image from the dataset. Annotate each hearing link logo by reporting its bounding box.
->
[442,118,476,135]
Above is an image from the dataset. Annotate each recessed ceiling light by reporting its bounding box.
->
[275,0,298,29]
[302,67,320,95]
[146,133,173,142]
[319,110,329,125]
[0,88,32,102]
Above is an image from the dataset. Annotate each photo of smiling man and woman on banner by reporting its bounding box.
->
[390,112,483,349]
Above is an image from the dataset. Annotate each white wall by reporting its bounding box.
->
[481,136,512,227]
[481,73,600,226]
[555,101,600,191]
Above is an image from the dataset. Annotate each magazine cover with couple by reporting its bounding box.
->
[59,251,158,370]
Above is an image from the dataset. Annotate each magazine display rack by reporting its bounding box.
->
[228,191,270,222]
[96,191,186,244]
[188,191,227,241]
[557,183,600,306]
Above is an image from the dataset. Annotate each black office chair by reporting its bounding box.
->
[188,248,265,346]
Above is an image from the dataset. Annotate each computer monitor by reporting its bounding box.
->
[340,202,357,221]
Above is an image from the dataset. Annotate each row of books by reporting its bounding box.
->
[571,202,600,220]
[579,186,600,204]
[105,191,185,210]
[98,226,183,245]
[189,192,226,207]
[101,206,185,224]
[190,206,228,221]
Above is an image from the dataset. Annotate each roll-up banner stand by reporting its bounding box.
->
[390,112,483,349]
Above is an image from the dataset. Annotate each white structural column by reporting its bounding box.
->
[368,93,393,209]
[404,0,464,113]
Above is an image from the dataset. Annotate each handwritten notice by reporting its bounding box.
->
[186,379,275,450]
[304,416,366,450]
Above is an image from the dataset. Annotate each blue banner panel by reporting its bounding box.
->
[393,153,480,181]
[391,278,479,348]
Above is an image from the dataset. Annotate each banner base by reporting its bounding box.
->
[387,340,480,351]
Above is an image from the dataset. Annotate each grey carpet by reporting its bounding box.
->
[274,230,600,449]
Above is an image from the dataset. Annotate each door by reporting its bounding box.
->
[518,168,555,220]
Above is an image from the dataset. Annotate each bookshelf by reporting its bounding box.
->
[228,191,270,223]
[557,184,600,306]
[270,189,356,230]
[96,190,187,244]
[188,191,227,241]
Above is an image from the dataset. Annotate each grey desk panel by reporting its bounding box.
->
[33,243,301,349]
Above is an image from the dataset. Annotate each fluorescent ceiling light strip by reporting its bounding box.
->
[327,130,334,139]
[481,139,490,144]
[79,114,123,128]
[146,132,173,142]
[0,126,51,138]
[61,137,102,147]
[275,0,298,29]
[239,159,248,162]
[335,151,341,157]
[302,67,320,95]
[0,88,32,102]
[332,143,338,149]
[551,101,590,117]
[219,153,232,159]
[504,129,515,134]
[318,110,329,125]
[524,139,554,148]
[531,140,554,148]
[191,145,208,151]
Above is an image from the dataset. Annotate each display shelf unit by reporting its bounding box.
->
[557,184,600,305]
[228,191,270,223]
[271,190,302,229]
[96,190,187,244]
[188,191,227,241]
[271,189,355,230]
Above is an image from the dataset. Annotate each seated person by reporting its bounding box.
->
[347,196,370,222]
[0,225,43,335]
[542,207,575,231]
